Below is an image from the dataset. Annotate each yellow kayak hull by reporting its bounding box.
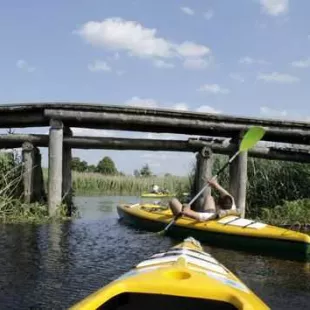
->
[70,237,269,309]
[141,192,176,198]
[117,203,310,261]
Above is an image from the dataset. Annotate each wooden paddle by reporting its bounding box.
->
[156,126,266,236]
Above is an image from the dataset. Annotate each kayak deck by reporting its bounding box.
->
[70,237,269,309]
[117,203,310,261]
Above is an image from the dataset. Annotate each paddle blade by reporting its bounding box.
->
[239,126,265,152]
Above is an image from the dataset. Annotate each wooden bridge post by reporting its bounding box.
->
[22,142,35,203]
[229,132,248,218]
[33,148,47,203]
[62,126,73,216]
[193,147,213,211]
[48,119,63,216]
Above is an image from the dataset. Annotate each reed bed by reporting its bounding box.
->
[0,152,70,223]
[3,152,310,225]
[71,172,191,196]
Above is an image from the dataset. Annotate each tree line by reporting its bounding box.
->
[71,156,164,177]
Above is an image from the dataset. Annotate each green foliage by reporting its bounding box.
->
[139,164,152,177]
[71,157,88,172]
[133,169,140,177]
[96,156,118,175]
[71,172,190,195]
[257,199,310,226]
[86,165,97,173]
[0,151,23,198]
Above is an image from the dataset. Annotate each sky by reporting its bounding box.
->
[0,0,309,176]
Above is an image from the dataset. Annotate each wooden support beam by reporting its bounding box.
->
[33,148,47,203]
[0,134,309,163]
[62,127,73,216]
[22,142,35,203]
[44,109,310,145]
[0,112,46,128]
[193,147,213,212]
[229,132,248,218]
[48,119,63,216]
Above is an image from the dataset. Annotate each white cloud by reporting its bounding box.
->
[116,70,125,76]
[172,103,188,111]
[16,59,35,72]
[153,59,174,69]
[75,18,173,58]
[88,60,111,72]
[123,97,220,116]
[74,18,212,70]
[181,7,194,15]
[203,10,214,20]
[291,58,310,68]
[196,105,221,114]
[71,128,112,137]
[260,0,289,16]
[239,56,269,65]
[260,106,287,118]
[124,96,159,108]
[257,72,299,83]
[229,73,245,83]
[176,41,210,58]
[197,84,230,94]
[183,58,210,70]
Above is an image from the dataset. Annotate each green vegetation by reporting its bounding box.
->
[211,155,310,217]
[0,151,71,223]
[256,199,310,227]
[71,172,190,196]
[1,151,310,227]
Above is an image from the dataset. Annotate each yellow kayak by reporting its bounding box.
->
[141,192,176,198]
[141,192,189,198]
[70,237,269,309]
[117,203,310,261]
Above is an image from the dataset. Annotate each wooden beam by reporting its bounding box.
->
[0,112,46,128]
[0,102,309,130]
[0,134,310,163]
[44,109,310,145]
[22,142,35,203]
[48,119,63,216]
[229,132,248,218]
[193,147,213,212]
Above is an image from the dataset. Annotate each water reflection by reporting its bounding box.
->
[0,196,309,309]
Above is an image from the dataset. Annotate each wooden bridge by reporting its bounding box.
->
[0,102,310,217]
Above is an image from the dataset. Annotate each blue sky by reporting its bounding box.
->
[0,0,309,176]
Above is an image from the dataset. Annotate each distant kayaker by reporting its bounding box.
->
[151,184,160,194]
[168,179,237,222]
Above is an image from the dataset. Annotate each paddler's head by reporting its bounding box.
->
[217,195,233,210]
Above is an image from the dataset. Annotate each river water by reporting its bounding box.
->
[0,195,309,309]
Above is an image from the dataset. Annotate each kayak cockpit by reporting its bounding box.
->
[98,292,238,310]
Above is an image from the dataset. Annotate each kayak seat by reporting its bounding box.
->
[98,292,238,310]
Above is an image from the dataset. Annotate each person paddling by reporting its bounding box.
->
[168,179,237,222]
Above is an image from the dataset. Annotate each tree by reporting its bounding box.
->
[140,164,152,177]
[71,157,88,172]
[134,169,140,177]
[86,165,97,173]
[96,156,118,175]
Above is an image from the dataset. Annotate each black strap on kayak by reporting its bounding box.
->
[242,220,256,228]
[222,217,240,225]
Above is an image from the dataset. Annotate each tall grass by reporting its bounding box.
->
[71,172,191,195]
[0,152,70,223]
[210,155,310,216]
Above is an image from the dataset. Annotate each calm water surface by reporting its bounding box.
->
[0,195,309,309]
